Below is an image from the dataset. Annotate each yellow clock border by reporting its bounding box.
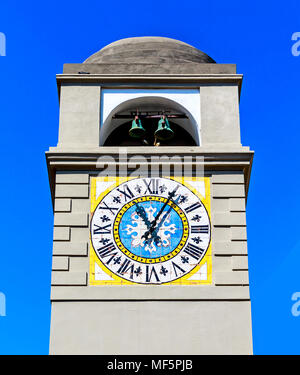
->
[89,176,212,286]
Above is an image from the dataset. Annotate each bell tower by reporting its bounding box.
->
[47,37,254,354]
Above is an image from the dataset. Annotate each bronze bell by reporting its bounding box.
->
[129,116,146,138]
[154,115,174,141]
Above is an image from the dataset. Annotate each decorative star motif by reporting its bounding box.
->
[160,266,168,276]
[99,238,109,245]
[192,214,202,222]
[192,236,202,244]
[100,215,110,222]
[113,256,121,265]
[134,266,142,276]
[181,256,189,264]
[159,184,167,193]
[134,184,142,194]
[179,195,188,204]
[113,196,121,204]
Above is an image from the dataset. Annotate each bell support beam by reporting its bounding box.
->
[113,114,188,119]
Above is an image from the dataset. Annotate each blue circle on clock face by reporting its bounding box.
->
[118,200,183,259]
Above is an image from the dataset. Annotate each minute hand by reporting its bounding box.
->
[144,193,181,246]
[142,186,179,240]
[153,185,179,226]
[151,193,181,235]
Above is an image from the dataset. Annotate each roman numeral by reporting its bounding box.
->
[185,202,202,213]
[183,243,204,260]
[93,223,111,235]
[191,225,209,234]
[143,178,159,195]
[117,184,134,201]
[145,265,160,283]
[117,259,134,279]
[97,242,117,258]
[99,202,118,215]
[172,261,185,277]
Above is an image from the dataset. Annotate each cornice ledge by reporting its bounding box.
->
[45,148,254,206]
[56,73,243,84]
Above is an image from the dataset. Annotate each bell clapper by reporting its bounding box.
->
[154,136,160,146]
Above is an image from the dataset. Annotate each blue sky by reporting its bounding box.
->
[0,0,299,354]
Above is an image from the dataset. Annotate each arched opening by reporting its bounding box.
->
[100,96,200,146]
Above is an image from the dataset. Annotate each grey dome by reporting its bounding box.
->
[84,37,216,64]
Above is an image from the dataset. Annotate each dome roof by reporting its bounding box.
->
[84,37,215,64]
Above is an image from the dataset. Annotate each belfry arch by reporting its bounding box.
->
[100,95,200,146]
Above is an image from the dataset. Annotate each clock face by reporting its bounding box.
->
[90,177,211,285]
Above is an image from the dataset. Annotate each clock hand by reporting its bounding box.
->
[135,203,151,228]
[136,203,162,245]
[145,231,161,246]
[142,186,179,241]
[144,193,181,246]
[151,185,179,227]
[154,194,181,233]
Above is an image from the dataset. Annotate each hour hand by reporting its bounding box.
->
[135,203,151,228]
[135,204,161,245]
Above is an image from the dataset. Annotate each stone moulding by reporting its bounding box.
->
[45,148,254,208]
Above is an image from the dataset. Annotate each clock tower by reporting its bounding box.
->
[47,37,254,354]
